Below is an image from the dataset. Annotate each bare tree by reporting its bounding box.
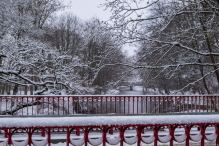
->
[102,0,219,94]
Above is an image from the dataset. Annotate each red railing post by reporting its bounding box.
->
[137,97,139,114]
[133,97,135,114]
[216,125,219,146]
[171,96,173,113]
[141,97,143,113]
[92,97,93,114]
[106,96,108,114]
[84,128,88,146]
[124,96,125,114]
[11,97,12,116]
[5,128,8,138]
[82,97,84,114]
[87,97,88,114]
[109,127,113,135]
[146,96,148,113]
[32,97,33,115]
[120,127,124,146]
[28,128,32,146]
[42,97,44,115]
[150,97,152,113]
[141,128,144,134]
[0,97,2,115]
[102,128,107,146]
[169,126,174,146]
[8,129,12,146]
[48,97,49,115]
[191,96,193,113]
[154,126,158,146]
[200,125,205,146]
[37,97,39,115]
[27,97,29,115]
[187,96,189,113]
[185,125,190,146]
[22,97,23,115]
[48,128,51,146]
[76,128,80,136]
[158,97,160,113]
[214,96,216,112]
[110,97,112,114]
[115,97,117,113]
[127,97,129,114]
[66,128,70,146]
[207,96,209,113]
[42,129,45,137]
[137,126,141,146]
[154,97,156,113]
[58,97,60,115]
[72,97,74,115]
[218,96,219,112]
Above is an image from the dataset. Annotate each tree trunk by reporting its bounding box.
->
[198,59,210,94]
[25,81,28,95]
[13,85,19,95]
[1,83,5,95]
[199,5,219,86]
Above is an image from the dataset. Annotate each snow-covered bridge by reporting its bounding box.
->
[0,95,219,146]
[1,115,219,146]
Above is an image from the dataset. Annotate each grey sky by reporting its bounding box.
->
[63,0,111,21]
[61,0,137,56]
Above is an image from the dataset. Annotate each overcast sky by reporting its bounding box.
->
[61,0,137,56]
[63,0,111,21]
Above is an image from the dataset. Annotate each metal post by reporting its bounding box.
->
[137,127,141,146]
[201,125,205,146]
[8,129,12,146]
[48,128,51,146]
[102,128,107,146]
[141,128,145,134]
[185,126,190,146]
[42,129,45,137]
[84,128,88,146]
[109,127,113,135]
[120,127,124,146]
[76,128,80,136]
[169,126,174,146]
[66,128,70,146]
[216,125,219,146]
[28,128,32,146]
[154,127,158,146]
[5,128,8,138]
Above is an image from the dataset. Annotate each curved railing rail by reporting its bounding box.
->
[0,115,219,146]
[0,95,219,116]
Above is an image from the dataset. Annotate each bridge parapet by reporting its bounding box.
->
[0,95,219,116]
[0,115,219,146]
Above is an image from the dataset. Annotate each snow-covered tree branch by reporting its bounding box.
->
[103,0,219,94]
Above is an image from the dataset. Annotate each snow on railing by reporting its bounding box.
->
[0,115,219,146]
[0,95,219,116]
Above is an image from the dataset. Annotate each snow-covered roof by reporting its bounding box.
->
[0,114,219,128]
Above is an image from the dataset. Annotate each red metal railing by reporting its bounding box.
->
[0,116,219,146]
[0,95,219,116]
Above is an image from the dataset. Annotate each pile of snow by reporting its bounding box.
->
[105,89,120,95]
